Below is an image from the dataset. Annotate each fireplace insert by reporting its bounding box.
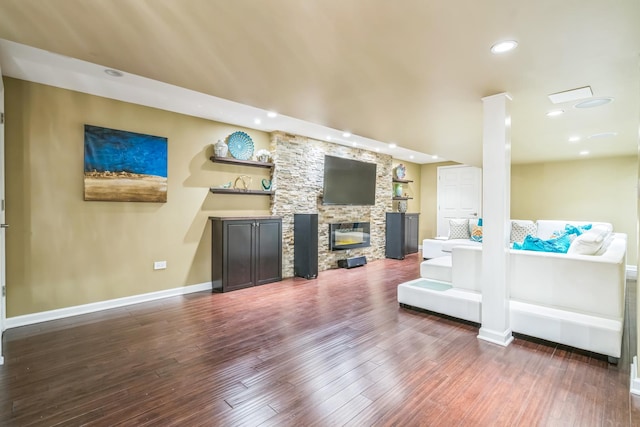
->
[329,222,371,250]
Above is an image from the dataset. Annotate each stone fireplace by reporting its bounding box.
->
[269,131,393,276]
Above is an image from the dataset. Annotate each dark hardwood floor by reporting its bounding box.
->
[1,253,639,426]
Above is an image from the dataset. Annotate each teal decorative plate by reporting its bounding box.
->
[227,131,254,160]
[394,164,406,179]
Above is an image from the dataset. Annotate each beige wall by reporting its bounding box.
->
[5,77,273,316]
[512,156,638,263]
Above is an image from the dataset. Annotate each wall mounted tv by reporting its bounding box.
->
[322,155,377,205]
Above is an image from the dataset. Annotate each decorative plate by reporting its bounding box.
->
[227,131,254,160]
[394,164,406,180]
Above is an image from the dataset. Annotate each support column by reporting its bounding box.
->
[477,93,513,347]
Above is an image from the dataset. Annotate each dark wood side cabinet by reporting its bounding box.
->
[385,212,420,259]
[210,216,282,292]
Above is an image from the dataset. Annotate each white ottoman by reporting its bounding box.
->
[420,256,452,283]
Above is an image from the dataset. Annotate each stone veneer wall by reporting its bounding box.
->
[269,132,393,277]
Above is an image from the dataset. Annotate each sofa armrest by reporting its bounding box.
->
[451,246,483,292]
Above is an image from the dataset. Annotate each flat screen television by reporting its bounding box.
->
[322,155,377,205]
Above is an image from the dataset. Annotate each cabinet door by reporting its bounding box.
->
[224,220,255,291]
[255,219,282,285]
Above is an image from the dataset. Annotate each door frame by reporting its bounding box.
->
[0,67,5,365]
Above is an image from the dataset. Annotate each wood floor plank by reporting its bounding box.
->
[0,254,638,425]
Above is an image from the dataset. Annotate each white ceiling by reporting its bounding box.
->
[0,0,638,165]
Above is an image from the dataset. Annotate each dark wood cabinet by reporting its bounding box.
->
[385,212,419,259]
[210,216,282,292]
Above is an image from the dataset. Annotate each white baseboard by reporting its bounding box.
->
[5,281,212,330]
[626,265,637,280]
[631,356,640,395]
[478,327,515,347]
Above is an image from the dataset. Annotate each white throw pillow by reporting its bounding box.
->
[567,225,612,255]
[449,219,470,239]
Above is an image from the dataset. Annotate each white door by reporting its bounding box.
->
[437,165,482,237]
[0,70,5,365]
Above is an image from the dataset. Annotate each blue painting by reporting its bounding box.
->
[84,125,168,202]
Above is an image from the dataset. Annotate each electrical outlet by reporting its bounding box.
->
[154,261,167,270]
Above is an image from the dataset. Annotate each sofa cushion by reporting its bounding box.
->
[550,223,593,239]
[535,220,611,240]
[510,221,537,243]
[449,219,470,239]
[420,256,453,283]
[442,239,482,252]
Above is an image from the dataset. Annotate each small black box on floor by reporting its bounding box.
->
[337,256,367,269]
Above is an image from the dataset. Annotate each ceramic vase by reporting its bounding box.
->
[214,139,228,158]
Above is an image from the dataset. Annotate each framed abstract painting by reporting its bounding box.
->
[84,125,168,202]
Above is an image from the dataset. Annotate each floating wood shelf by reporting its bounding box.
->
[392,178,413,183]
[392,196,414,200]
[210,188,275,196]
[210,156,274,169]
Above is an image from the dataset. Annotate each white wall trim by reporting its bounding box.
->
[478,327,515,347]
[626,265,637,280]
[5,281,212,329]
[630,356,640,395]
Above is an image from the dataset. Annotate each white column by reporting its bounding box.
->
[628,60,640,395]
[477,93,513,347]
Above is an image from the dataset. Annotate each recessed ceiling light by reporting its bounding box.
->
[352,142,357,147]
[574,97,614,109]
[342,132,351,138]
[267,111,278,118]
[388,143,397,149]
[432,155,438,159]
[375,148,380,152]
[548,87,593,104]
[409,155,415,159]
[588,132,618,139]
[568,136,581,143]
[104,69,123,77]
[546,109,565,117]
[326,136,332,141]
[490,40,518,54]
[254,118,261,125]
[579,150,590,156]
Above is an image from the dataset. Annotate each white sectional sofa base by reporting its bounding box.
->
[397,279,481,324]
[402,220,627,361]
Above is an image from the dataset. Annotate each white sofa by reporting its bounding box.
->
[422,218,533,259]
[399,219,627,361]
